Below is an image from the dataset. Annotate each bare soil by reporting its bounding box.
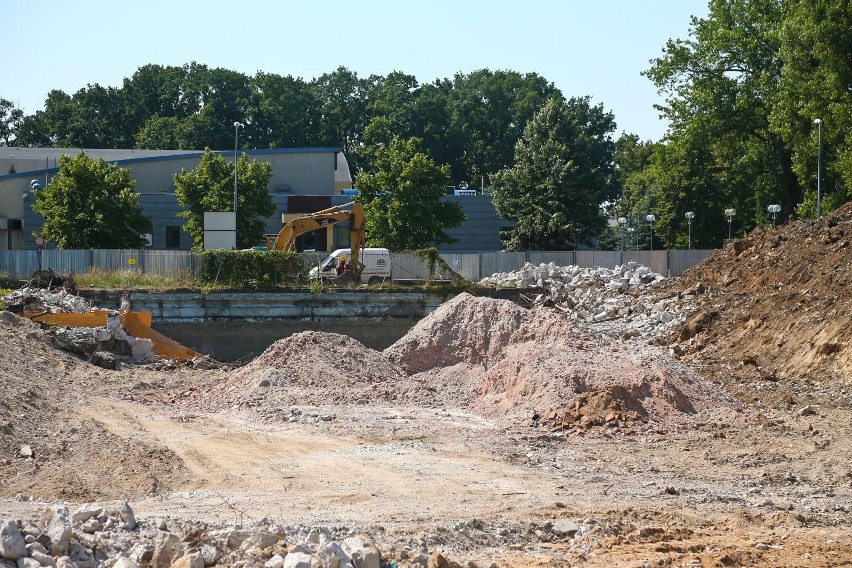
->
[2,205,852,566]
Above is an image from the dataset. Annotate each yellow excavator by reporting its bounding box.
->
[265,201,366,284]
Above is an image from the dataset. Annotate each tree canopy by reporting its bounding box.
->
[491,97,617,251]
[32,152,152,249]
[173,149,275,249]
[356,137,465,250]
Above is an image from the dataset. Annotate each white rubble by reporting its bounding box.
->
[480,262,702,342]
[0,287,90,314]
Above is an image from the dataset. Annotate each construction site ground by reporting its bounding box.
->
[2,204,852,567]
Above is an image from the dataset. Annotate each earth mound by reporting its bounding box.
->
[190,331,407,411]
[385,292,577,373]
[661,201,852,407]
[386,293,744,430]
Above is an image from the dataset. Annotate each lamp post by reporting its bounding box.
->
[233,121,244,214]
[685,211,695,250]
[725,208,736,240]
[617,217,627,251]
[768,204,781,229]
[646,214,656,252]
[814,118,822,218]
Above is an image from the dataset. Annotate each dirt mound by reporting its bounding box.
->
[385,294,743,430]
[0,312,190,500]
[660,202,852,408]
[182,331,407,412]
[386,293,577,373]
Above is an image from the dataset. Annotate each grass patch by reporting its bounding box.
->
[74,268,198,291]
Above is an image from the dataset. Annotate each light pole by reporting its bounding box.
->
[814,118,822,218]
[233,121,244,214]
[685,211,695,250]
[725,208,736,240]
[617,217,627,252]
[646,214,656,252]
[768,204,781,229]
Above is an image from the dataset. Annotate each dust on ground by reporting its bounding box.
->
[1,205,852,566]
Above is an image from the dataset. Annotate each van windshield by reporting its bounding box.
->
[319,255,336,271]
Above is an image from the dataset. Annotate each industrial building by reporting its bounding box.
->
[0,147,510,252]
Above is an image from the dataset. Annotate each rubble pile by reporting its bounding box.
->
[51,311,156,368]
[1,287,90,314]
[177,331,408,415]
[0,501,470,568]
[479,262,697,341]
[174,293,743,432]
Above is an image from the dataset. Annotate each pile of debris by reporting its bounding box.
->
[1,287,155,368]
[1,287,90,315]
[50,311,156,368]
[0,501,466,568]
[479,262,698,341]
[182,293,744,434]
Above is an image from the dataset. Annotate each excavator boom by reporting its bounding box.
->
[267,201,366,281]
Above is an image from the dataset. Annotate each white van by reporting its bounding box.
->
[309,248,391,285]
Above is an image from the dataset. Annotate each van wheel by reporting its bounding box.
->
[368,276,383,285]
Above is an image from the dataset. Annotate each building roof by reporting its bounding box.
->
[0,147,344,179]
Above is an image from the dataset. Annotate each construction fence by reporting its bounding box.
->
[0,248,714,283]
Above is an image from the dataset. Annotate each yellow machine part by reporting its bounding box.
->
[27,310,203,361]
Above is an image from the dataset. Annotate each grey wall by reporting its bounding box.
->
[440,195,512,251]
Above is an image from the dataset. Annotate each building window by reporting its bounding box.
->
[166,226,180,248]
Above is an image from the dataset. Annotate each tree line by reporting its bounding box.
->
[5,0,852,253]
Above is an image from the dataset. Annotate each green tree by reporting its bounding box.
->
[312,67,371,173]
[251,72,322,148]
[490,97,617,251]
[774,0,852,216]
[0,98,24,145]
[173,149,275,249]
[32,152,152,248]
[644,0,797,245]
[357,137,465,250]
[448,70,562,184]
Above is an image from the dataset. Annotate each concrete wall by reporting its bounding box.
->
[77,289,449,323]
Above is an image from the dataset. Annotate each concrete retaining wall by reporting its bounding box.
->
[78,290,450,323]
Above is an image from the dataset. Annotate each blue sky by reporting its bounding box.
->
[2,0,707,142]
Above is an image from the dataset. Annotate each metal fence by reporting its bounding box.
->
[0,248,714,281]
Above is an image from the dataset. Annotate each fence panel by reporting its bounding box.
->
[480,252,527,277]
[390,252,433,281]
[669,249,713,277]
[438,253,480,281]
[41,249,91,274]
[527,251,575,267]
[140,250,194,276]
[90,249,129,272]
[0,250,40,278]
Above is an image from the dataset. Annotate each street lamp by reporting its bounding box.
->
[768,204,781,229]
[617,217,627,252]
[725,208,736,240]
[646,214,656,252]
[685,211,695,250]
[814,118,822,218]
[233,121,244,214]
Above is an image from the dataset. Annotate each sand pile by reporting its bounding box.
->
[190,331,407,411]
[387,294,744,430]
[179,294,744,431]
[386,293,577,373]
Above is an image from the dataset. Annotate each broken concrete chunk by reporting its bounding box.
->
[0,520,28,560]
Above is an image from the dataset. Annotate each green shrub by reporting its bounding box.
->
[196,249,308,288]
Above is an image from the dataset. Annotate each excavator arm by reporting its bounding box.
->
[267,201,367,281]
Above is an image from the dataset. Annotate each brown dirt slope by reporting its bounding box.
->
[661,202,852,409]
